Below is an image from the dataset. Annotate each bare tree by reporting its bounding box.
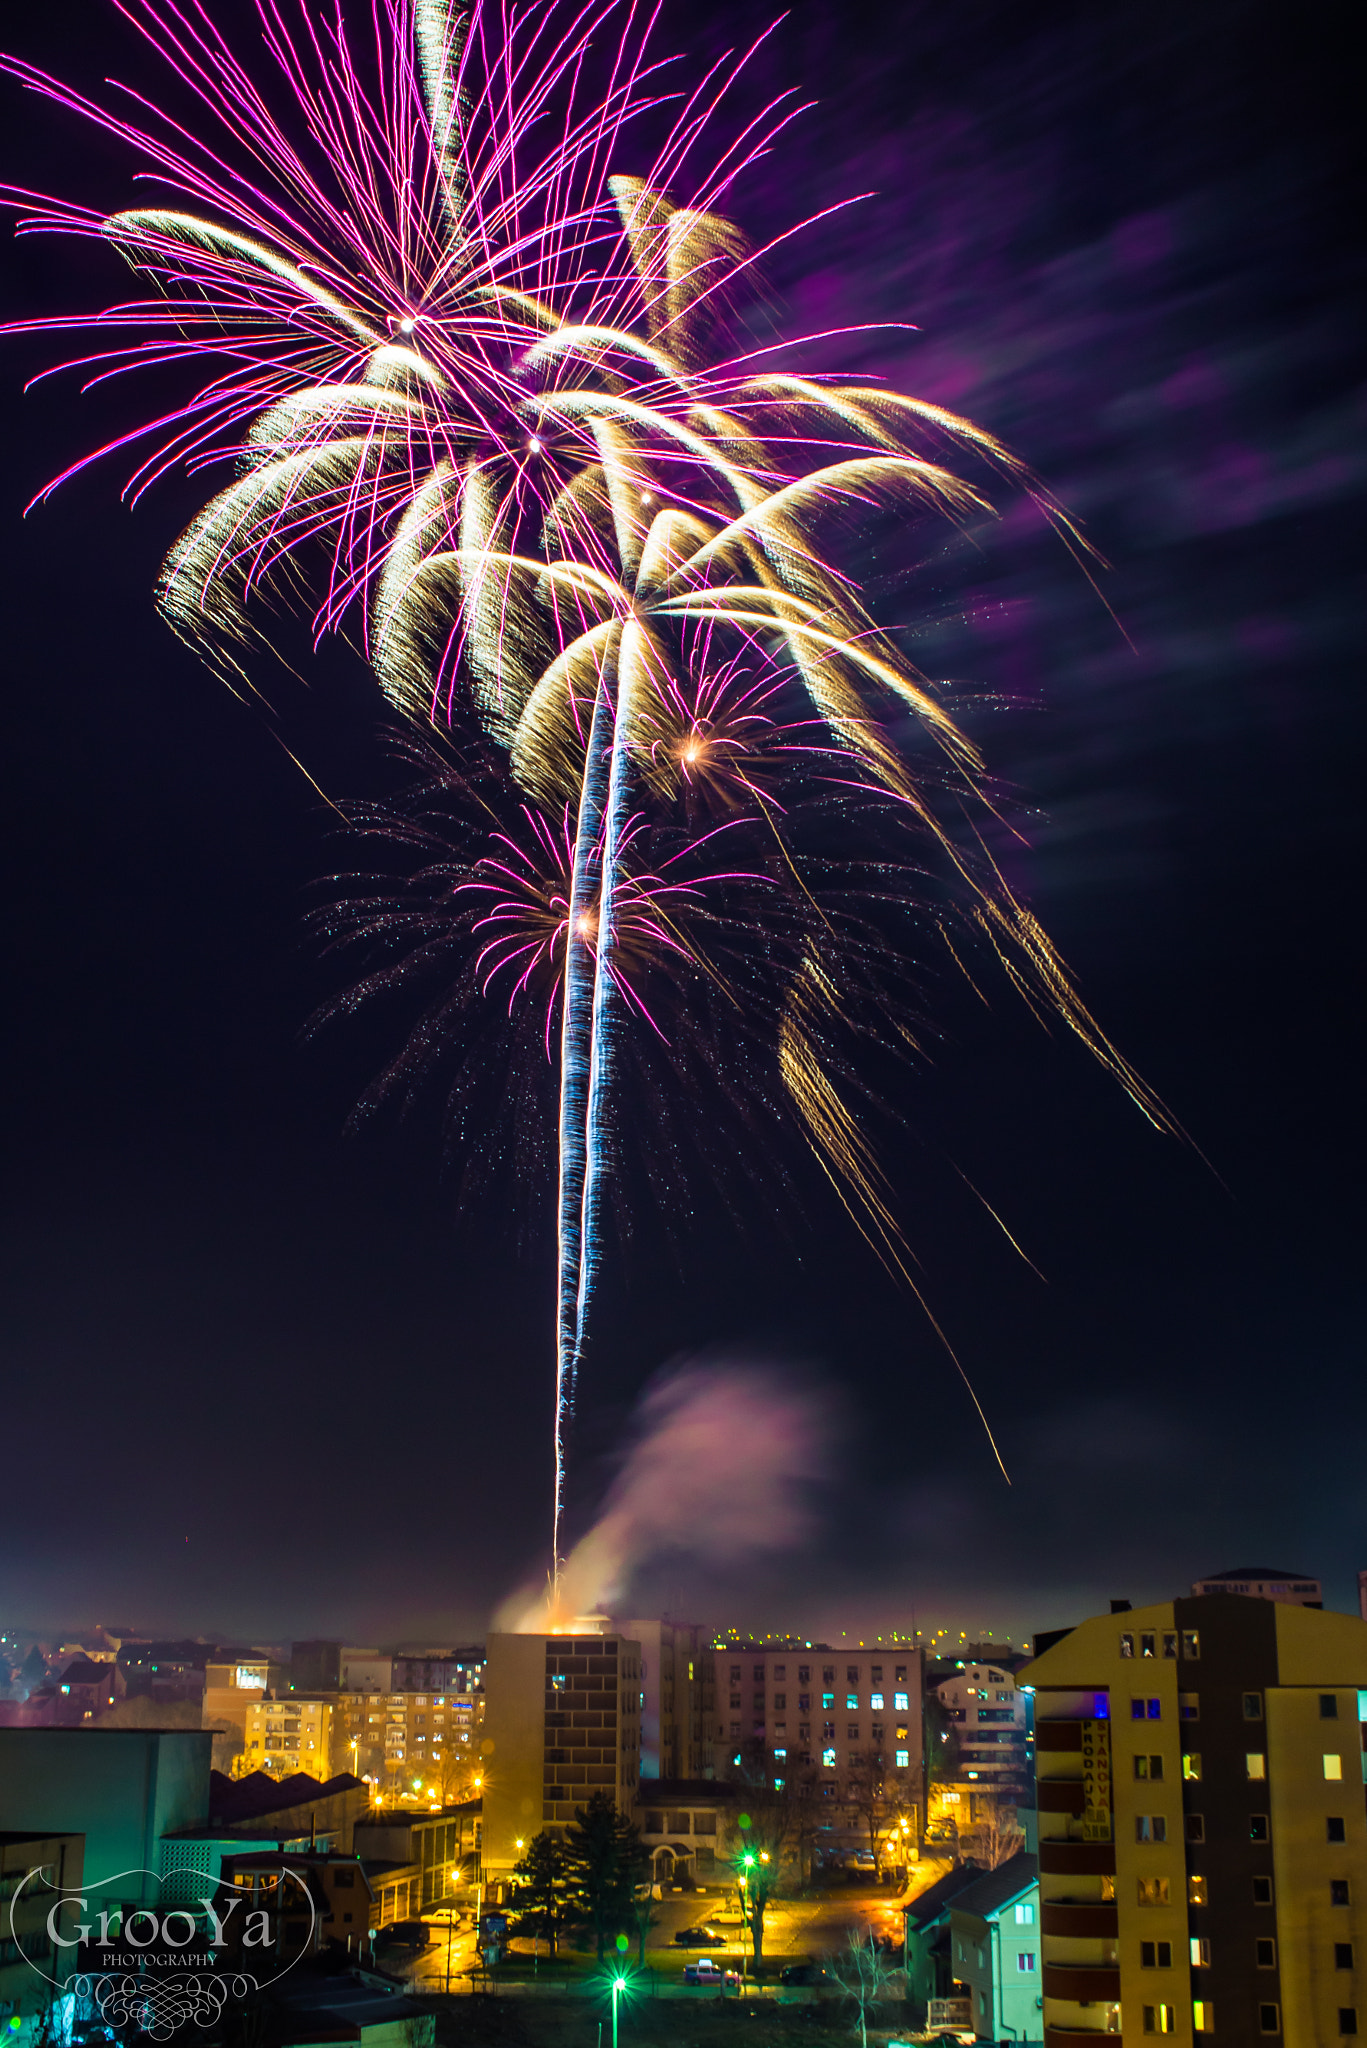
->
[844,1753,919,1875]
[826,1928,904,2046]
[961,1794,1024,1870]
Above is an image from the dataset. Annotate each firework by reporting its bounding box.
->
[3,0,1177,1587]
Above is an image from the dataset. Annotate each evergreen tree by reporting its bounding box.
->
[510,1831,568,1958]
[562,1791,648,1962]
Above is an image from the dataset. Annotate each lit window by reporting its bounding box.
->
[846,1694,859,1711]
[1120,1632,1134,1658]
[774,1747,787,1759]
[1133,1698,1161,1720]
[1014,1903,1035,1925]
[1325,1754,1344,1781]
[774,1777,785,1790]
[1138,1878,1170,1906]
[1015,1952,1036,1972]
[870,1692,884,1711]
[1190,1936,1211,1965]
[1136,1815,1167,1842]
[822,1747,836,1768]
[1193,2003,1215,2034]
[1143,2007,1176,2034]
[1135,1754,1163,1780]
[1181,1631,1200,1659]
[1247,1752,1266,1780]
[1181,1693,1200,1720]
[1140,1634,1156,1658]
[895,1749,909,1768]
[893,1692,909,1711]
[1189,1875,1209,1906]
[822,1693,834,1710]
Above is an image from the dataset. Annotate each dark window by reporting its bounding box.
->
[1341,2015,1358,2038]
[1256,1938,1276,1967]
[1186,1814,1205,1842]
[1330,1817,1347,1843]
[1132,1698,1161,1720]
[1250,1814,1270,1842]
[823,1667,834,1683]
[1135,1754,1164,1780]
[1253,1876,1273,1905]
[1243,1692,1263,1719]
[754,1667,765,1683]
[730,1666,741,1681]
[1337,1945,1355,1969]
[1334,1881,1352,1906]
[798,1667,810,1683]
[1140,1633,1155,1658]
[1162,1633,1178,1658]
[1259,2006,1279,2034]
[1140,1940,1173,1967]
[1321,1694,1341,1719]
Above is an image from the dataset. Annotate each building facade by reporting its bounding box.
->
[243,1695,334,1780]
[1024,1593,1367,2046]
[1190,1568,1323,1608]
[333,1682,483,1794]
[0,1832,85,2046]
[708,1642,924,1793]
[480,1631,642,1879]
[947,1851,1042,2042]
[936,1658,1034,1797]
[622,1620,705,1781]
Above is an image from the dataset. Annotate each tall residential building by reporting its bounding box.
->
[620,1619,705,1779]
[707,1641,925,1796]
[1023,1592,1367,2046]
[480,1630,642,1881]
[333,1677,483,1793]
[1190,1567,1323,1608]
[242,1694,334,1780]
[935,1656,1034,1797]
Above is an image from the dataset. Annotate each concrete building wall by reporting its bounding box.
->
[0,1730,210,1902]
[481,1635,549,1876]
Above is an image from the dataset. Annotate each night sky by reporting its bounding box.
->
[0,0,1360,1649]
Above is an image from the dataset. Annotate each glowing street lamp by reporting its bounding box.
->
[610,1971,629,2048]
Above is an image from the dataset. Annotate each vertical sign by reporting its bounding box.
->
[1080,1717,1113,1841]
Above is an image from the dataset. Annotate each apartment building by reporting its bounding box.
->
[621,1618,706,1780]
[480,1630,642,1879]
[1023,1592,1367,2046]
[1190,1567,1322,1608]
[243,1695,333,1779]
[936,1657,1034,1796]
[708,1642,925,1793]
[333,1682,483,1792]
[202,1657,287,1744]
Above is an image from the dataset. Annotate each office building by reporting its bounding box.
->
[1024,1592,1367,2045]
[479,1630,642,1880]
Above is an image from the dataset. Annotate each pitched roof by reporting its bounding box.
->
[903,1862,986,1928]
[948,1850,1038,1920]
[208,1770,363,1824]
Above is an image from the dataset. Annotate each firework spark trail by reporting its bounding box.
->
[2,0,1184,1596]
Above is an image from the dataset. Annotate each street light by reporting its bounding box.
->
[610,1973,628,2048]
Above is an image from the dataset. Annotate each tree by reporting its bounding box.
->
[563,1791,649,1963]
[511,1831,568,1958]
[961,1794,1024,1871]
[827,1929,904,2048]
[723,1758,818,1970]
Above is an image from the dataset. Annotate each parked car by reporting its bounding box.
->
[674,1926,726,1946]
[779,1963,827,1986]
[375,1921,433,1951]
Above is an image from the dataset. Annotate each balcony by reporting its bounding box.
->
[1043,1962,1122,2001]
[1041,1901,1119,1938]
[1038,1781,1085,1813]
[1037,1723,1085,1752]
[1039,1840,1116,1876]
[1045,2031,1121,2045]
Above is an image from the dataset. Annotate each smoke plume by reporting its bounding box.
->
[500,1357,830,1631]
